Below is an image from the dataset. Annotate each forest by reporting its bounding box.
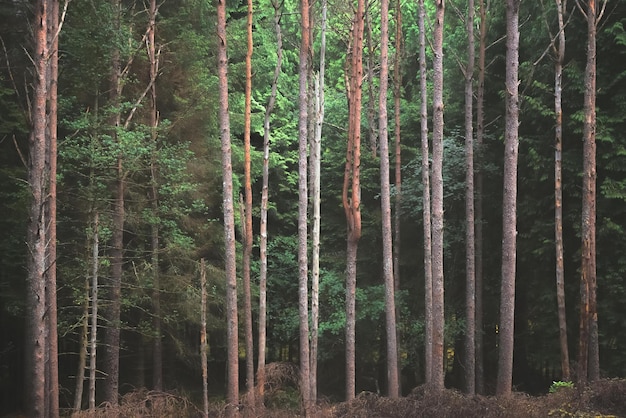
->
[1,0,626,416]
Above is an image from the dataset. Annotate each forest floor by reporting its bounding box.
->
[61,378,626,417]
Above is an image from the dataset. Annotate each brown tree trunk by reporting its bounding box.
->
[89,213,99,412]
[243,0,255,406]
[379,0,399,398]
[475,0,487,394]
[26,1,48,415]
[217,0,239,413]
[365,10,377,157]
[553,0,570,382]
[496,0,520,398]
[431,0,446,391]
[464,0,476,396]
[418,0,433,387]
[297,0,311,411]
[45,2,60,415]
[201,259,209,418]
[344,0,364,401]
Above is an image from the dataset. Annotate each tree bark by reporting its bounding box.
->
[344,0,364,401]
[496,0,520,398]
[217,0,240,413]
[89,213,100,412]
[464,0,477,396]
[431,0,446,391]
[297,0,311,411]
[201,259,209,418]
[26,1,49,415]
[379,0,399,398]
[418,0,433,387]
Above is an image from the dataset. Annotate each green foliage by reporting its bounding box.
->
[549,381,574,393]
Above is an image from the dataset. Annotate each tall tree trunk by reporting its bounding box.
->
[418,0,433,386]
[553,0,570,382]
[147,0,163,392]
[464,0,476,396]
[344,0,364,401]
[297,0,311,411]
[89,213,100,412]
[379,0,399,398]
[217,0,239,413]
[45,2,59,415]
[365,11,377,157]
[26,1,49,415]
[73,269,89,413]
[431,0,446,391]
[392,0,403,395]
[201,259,209,418]
[243,0,255,405]
[496,0,520,397]
[310,0,327,403]
[258,0,283,405]
[579,0,602,385]
[475,0,487,394]
[104,0,123,407]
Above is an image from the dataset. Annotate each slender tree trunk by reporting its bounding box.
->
[89,213,99,412]
[365,11,377,157]
[217,0,239,413]
[379,0,399,398]
[392,0,403,395]
[579,0,601,385]
[104,0,123,407]
[418,0,433,387]
[147,0,163,392]
[258,0,283,405]
[344,0,364,400]
[45,2,60,415]
[201,259,209,418]
[310,0,327,403]
[242,0,255,406]
[297,0,311,411]
[496,0,520,398]
[553,0,570,382]
[475,0,487,394]
[26,1,49,415]
[464,0,476,396]
[431,0,446,391]
[73,271,89,413]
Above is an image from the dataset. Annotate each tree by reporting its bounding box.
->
[217,0,239,412]
[418,0,434,387]
[431,0,446,391]
[344,0,364,401]
[577,0,606,385]
[26,0,50,415]
[242,0,255,403]
[378,0,399,398]
[496,0,521,398]
[297,0,311,411]
[258,0,284,404]
[463,0,477,396]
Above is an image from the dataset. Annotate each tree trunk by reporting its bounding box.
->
[464,0,476,396]
[258,0,283,405]
[217,0,240,413]
[553,0,570,383]
[243,0,255,405]
[579,0,600,385]
[104,0,123,407]
[418,0,433,387]
[201,259,209,418]
[392,0,403,396]
[365,11,377,157]
[431,0,446,391]
[310,0,327,403]
[73,255,90,413]
[45,1,60,415]
[26,1,49,415]
[475,0,487,395]
[344,0,364,400]
[297,0,311,411]
[496,0,520,398]
[379,0,399,398]
[89,213,100,412]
